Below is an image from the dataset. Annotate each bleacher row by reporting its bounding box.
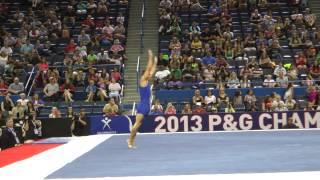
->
[0,0,130,118]
[155,0,319,112]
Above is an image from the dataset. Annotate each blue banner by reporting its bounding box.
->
[88,111,320,134]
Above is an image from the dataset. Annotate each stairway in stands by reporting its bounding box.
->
[309,0,320,24]
[123,0,159,105]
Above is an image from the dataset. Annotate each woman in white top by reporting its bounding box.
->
[108,78,121,99]
[204,90,216,106]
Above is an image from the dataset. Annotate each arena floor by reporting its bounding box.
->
[1,129,320,180]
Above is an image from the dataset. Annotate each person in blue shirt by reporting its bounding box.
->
[202,52,216,65]
[127,50,157,149]
[85,80,97,102]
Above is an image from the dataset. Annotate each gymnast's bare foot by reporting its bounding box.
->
[127,139,136,149]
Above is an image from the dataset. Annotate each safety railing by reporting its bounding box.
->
[136,56,141,92]
[140,0,145,53]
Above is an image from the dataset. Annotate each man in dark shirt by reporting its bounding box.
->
[282,117,299,129]
[71,108,89,136]
[0,117,21,150]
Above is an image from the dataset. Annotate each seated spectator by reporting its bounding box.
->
[202,64,216,81]
[273,63,287,77]
[110,39,124,54]
[287,64,298,80]
[103,98,119,116]
[217,88,229,109]
[169,37,182,57]
[304,8,316,28]
[87,50,98,64]
[191,36,203,55]
[1,94,14,118]
[250,9,262,25]
[215,55,229,68]
[20,39,34,55]
[0,78,8,95]
[65,39,77,54]
[192,104,206,114]
[111,68,122,82]
[0,43,13,56]
[240,75,251,88]
[189,21,201,39]
[285,95,297,110]
[60,81,75,103]
[8,77,24,95]
[289,33,302,48]
[49,107,61,118]
[259,50,275,68]
[233,90,243,107]
[168,67,183,89]
[0,118,21,150]
[262,96,273,112]
[109,52,123,65]
[307,86,318,106]
[276,72,289,88]
[76,0,88,14]
[239,65,253,78]
[190,0,205,11]
[108,78,121,100]
[164,102,176,115]
[78,30,91,46]
[275,101,288,112]
[310,61,320,78]
[82,15,95,30]
[43,77,59,101]
[181,103,192,114]
[227,72,240,88]
[85,80,97,102]
[155,65,171,83]
[17,93,29,108]
[11,101,26,120]
[263,75,276,87]
[271,93,284,111]
[295,52,307,69]
[150,100,164,115]
[244,89,257,111]
[71,108,89,136]
[22,112,42,143]
[97,77,109,101]
[204,89,216,106]
[192,89,204,106]
[31,94,44,115]
[202,52,216,65]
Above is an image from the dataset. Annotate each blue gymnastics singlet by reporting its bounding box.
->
[136,83,151,115]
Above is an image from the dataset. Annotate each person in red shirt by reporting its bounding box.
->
[65,39,77,54]
[37,57,49,71]
[60,81,75,102]
[0,78,8,95]
[111,67,121,82]
[192,104,206,114]
[310,61,320,78]
[295,52,307,69]
[82,15,95,30]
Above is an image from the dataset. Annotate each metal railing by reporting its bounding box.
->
[140,0,145,53]
[24,67,35,90]
[132,102,136,116]
[136,56,141,92]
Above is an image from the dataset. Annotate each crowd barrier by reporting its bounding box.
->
[88,111,320,134]
[39,111,320,137]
